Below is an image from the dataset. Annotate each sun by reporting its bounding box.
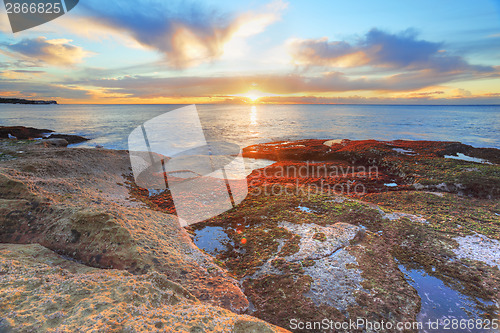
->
[234,89,275,103]
[244,89,265,102]
[247,93,260,101]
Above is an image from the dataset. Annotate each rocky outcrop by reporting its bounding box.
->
[176,139,500,330]
[0,126,53,140]
[2,134,499,332]
[0,126,89,145]
[277,222,362,261]
[0,243,287,332]
[243,139,500,198]
[0,141,252,317]
[38,138,69,147]
[45,133,89,144]
[243,139,500,164]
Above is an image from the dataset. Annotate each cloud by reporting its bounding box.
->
[0,69,45,80]
[10,69,45,74]
[0,79,92,100]
[62,68,498,100]
[4,72,500,104]
[256,93,500,105]
[289,28,494,73]
[1,37,91,67]
[75,0,286,69]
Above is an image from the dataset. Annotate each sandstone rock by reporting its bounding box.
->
[452,234,500,269]
[46,134,89,144]
[233,320,276,333]
[0,318,12,333]
[0,243,287,332]
[40,138,69,147]
[0,146,249,314]
[276,222,366,312]
[278,221,362,261]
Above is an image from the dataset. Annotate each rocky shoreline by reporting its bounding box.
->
[0,126,89,147]
[0,132,286,332]
[0,128,499,332]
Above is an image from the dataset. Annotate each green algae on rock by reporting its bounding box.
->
[187,139,499,331]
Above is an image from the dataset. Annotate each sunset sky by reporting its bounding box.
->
[0,0,499,104]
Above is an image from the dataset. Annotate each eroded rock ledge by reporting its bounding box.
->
[0,138,287,332]
[0,243,284,332]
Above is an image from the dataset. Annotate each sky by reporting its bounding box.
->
[0,0,499,104]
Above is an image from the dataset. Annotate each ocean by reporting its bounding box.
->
[0,104,499,150]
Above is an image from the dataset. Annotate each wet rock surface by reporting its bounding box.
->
[45,133,90,144]
[0,126,89,145]
[184,139,499,332]
[39,138,69,147]
[0,126,53,140]
[302,248,366,311]
[278,221,361,261]
[452,234,500,269]
[243,139,500,198]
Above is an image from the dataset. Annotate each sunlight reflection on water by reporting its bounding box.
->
[0,104,498,149]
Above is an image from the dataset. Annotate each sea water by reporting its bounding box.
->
[0,104,498,150]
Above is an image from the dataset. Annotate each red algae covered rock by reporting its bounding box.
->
[243,139,500,198]
[0,243,288,333]
[244,138,499,164]
[243,139,332,161]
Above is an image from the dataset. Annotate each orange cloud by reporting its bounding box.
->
[1,37,92,67]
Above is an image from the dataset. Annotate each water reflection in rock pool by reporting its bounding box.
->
[399,265,499,333]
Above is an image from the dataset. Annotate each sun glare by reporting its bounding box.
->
[244,89,265,102]
[250,105,258,125]
[247,93,259,101]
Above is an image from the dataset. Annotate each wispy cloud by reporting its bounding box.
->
[1,37,92,67]
[0,78,91,99]
[74,0,287,69]
[61,67,499,100]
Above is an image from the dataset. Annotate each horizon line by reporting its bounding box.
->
[42,103,500,106]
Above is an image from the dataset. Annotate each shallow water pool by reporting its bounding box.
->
[192,226,234,256]
[399,265,499,333]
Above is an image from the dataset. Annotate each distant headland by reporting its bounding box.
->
[0,97,57,105]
